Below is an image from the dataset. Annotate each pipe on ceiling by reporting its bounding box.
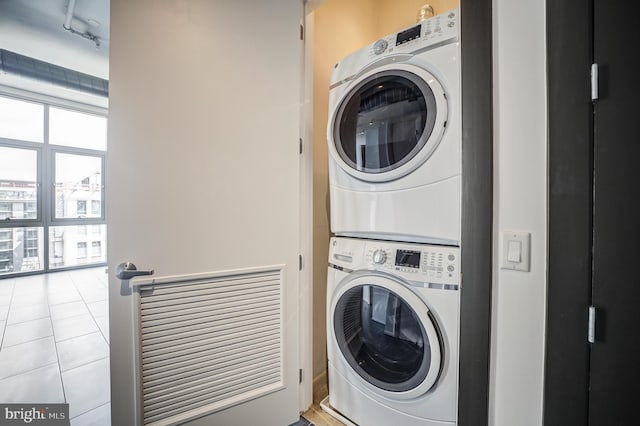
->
[63,0,77,30]
[62,0,101,48]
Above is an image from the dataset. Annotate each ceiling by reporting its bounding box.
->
[0,0,110,105]
[0,0,110,71]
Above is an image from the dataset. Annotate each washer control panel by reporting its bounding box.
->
[368,8,458,57]
[329,237,460,286]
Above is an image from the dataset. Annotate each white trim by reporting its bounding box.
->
[0,83,107,115]
[298,0,315,414]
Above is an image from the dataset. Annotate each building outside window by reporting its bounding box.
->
[77,200,87,216]
[77,242,87,258]
[92,241,101,257]
[91,200,100,216]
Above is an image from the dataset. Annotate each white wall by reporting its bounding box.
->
[490,0,547,424]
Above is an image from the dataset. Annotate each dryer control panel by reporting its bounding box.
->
[329,237,460,287]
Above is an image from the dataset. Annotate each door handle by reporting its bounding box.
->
[115,261,154,280]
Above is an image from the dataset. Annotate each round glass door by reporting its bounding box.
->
[333,69,439,175]
[333,282,442,393]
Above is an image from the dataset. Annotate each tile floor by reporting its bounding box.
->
[0,267,111,425]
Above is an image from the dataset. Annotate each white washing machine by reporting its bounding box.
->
[327,236,460,426]
[327,9,461,245]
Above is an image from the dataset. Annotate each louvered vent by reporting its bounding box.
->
[135,267,284,425]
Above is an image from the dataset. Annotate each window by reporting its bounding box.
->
[0,227,43,273]
[92,241,101,257]
[55,153,103,220]
[48,225,106,269]
[0,95,107,276]
[0,146,39,221]
[76,201,87,216]
[0,97,44,143]
[49,107,107,150]
[24,228,39,258]
[77,242,87,258]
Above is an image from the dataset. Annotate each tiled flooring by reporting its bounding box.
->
[0,267,111,425]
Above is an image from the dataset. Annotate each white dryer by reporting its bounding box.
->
[327,9,461,245]
[327,236,460,426]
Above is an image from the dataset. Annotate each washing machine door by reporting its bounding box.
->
[329,63,448,183]
[331,273,443,399]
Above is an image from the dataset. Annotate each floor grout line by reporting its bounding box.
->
[46,286,68,404]
[71,273,109,346]
[0,279,16,348]
[0,360,59,382]
[59,354,109,375]
[69,400,110,421]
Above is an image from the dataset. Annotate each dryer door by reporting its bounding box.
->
[331,273,443,399]
[329,64,448,183]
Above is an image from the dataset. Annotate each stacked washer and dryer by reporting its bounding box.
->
[325,9,462,426]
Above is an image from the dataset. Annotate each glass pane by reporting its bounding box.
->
[0,146,38,220]
[54,153,102,219]
[49,107,107,151]
[334,284,430,391]
[336,72,436,173]
[49,225,106,269]
[0,227,44,275]
[0,96,44,143]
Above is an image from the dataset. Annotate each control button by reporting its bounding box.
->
[448,253,455,261]
[373,39,388,55]
[372,249,387,264]
[448,21,455,28]
[435,26,442,33]
[448,12,456,19]
[447,265,455,272]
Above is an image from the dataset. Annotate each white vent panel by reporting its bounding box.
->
[135,267,284,425]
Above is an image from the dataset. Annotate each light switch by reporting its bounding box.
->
[507,240,522,263]
[501,231,531,272]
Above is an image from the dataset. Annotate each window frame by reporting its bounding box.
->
[50,146,106,225]
[0,139,43,228]
[0,92,107,277]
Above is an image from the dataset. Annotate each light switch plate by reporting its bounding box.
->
[501,231,531,272]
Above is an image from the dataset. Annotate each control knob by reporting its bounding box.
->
[372,249,387,265]
[373,39,388,55]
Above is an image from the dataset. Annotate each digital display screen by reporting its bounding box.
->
[395,250,421,268]
[396,25,421,46]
